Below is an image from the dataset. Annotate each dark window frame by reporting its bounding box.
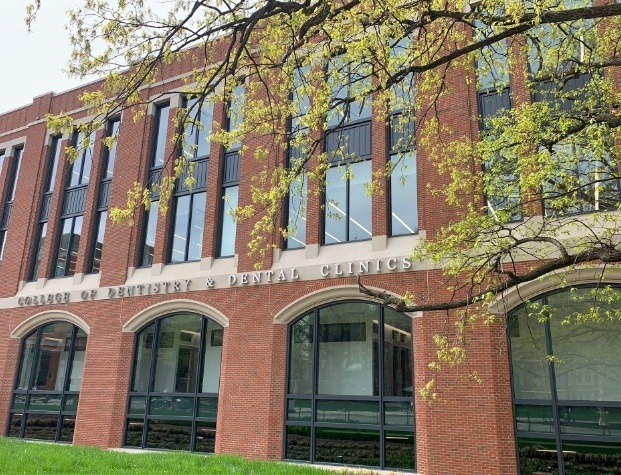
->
[284,300,416,471]
[168,190,206,263]
[137,103,170,267]
[6,322,86,443]
[508,285,621,475]
[86,118,119,274]
[123,312,222,452]
[0,146,24,260]
[28,137,62,280]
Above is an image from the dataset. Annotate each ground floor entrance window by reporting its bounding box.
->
[124,312,223,452]
[7,321,87,443]
[509,286,621,475]
[285,300,415,470]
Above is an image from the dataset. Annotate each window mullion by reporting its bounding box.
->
[185,194,194,260]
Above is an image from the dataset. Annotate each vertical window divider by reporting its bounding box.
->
[542,298,566,474]
[378,305,385,466]
[310,307,319,463]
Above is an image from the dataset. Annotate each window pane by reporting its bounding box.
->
[105,119,120,179]
[288,313,314,395]
[59,417,76,443]
[548,291,621,402]
[66,216,83,276]
[16,333,37,390]
[390,37,414,112]
[152,314,202,393]
[385,431,415,470]
[563,439,621,475]
[384,402,414,426]
[201,319,223,393]
[509,305,551,400]
[63,394,79,413]
[197,398,218,418]
[32,323,73,391]
[197,103,214,158]
[383,307,413,397]
[80,132,95,185]
[54,219,72,277]
[90,211,107,273]
[315,428,380,466]
[188,192,206,261]
[128,397,146,415]
[219,186,238,257]
[7,148,23,202]
[324,166,347,244]
[149,396,194,417]
[24,414,58,441]
[183,99,214,159]
[141,201,159,267]
[69,135,84,187]
[146,419,192,451]
[195,421,216,453]
[125,419,144,447]
[12,394,26,410]
[559,406,621,437]
[515,404,555,433]
[348,161,372,241]
[316,400,379,424]
[171,195,190,263]
[68,329,87,391]
[31,223,47,281]
[317,302,378,396]
[517,436,559,475]
[152,105,170,168]
[390,152,418,235]
[47,137,62,192]
[287,399,312,422]
[8,414,23,438]
[226,84,244,150]
[29,394,61,411]
[285,426,311,461]
[132,323,155,392]
[286,174,307,249]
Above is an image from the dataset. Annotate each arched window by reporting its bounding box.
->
[509,286,621,475]
[285,301,415,470]
[7,322,87,442]
[124,312,223,452]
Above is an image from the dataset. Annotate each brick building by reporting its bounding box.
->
[0,40,619,475]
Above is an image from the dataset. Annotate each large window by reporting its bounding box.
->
[53,131,95,278]
[389,37,418,236]
[169,99,210,263]
[509,286,621,475]
[30,137,62,280]
[124,313,223,452]
[217,85,243,257]
[139,103,169,267]
[89,118,119,273]
[7,322,87,443]
[0,146,23,259]
[285,301,415,470]
[285,66,309,249]
[323,55,373,245]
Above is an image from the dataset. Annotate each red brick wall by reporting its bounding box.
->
[0,44,524,475]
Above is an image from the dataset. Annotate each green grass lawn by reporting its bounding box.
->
[0,438,358,475]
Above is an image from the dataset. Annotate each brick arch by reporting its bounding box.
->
[122,298,229,333]
[10,310,90,339]
[272,283,419,325]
